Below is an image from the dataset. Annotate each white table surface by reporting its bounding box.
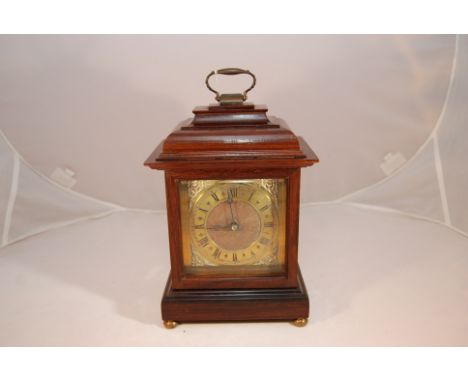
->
[1,203,467,346]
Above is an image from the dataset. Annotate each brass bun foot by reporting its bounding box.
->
[163,320,178,329]
[292,318,308,327]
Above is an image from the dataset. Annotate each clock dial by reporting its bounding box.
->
[190,182,278,266]
[178,178,287,276]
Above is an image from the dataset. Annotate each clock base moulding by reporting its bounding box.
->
[161,267,309,327]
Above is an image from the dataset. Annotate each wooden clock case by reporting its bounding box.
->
[145,102,318,326]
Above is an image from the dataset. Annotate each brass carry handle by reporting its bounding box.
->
[205,68,256,104]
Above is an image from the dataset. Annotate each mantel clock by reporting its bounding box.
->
[144,68,319,328]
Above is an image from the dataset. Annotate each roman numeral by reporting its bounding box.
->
[199,237,209,247]
[264,221,274,228]
[197,207,208,213]
[211,192,219,201]
[193,224,204,229]
[232,253,238,262]
[212,247,221,259]
[260,204,269,212]
[228,187,238,199]
[248,191,255,201]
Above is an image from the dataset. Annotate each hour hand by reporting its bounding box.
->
[207,221,240,232]
[206,224,232,231]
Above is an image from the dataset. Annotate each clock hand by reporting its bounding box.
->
[206,224,233,231]
[226,193,238,226]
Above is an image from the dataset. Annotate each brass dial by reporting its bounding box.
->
[190,182,277,266]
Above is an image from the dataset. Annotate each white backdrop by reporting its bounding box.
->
[1,35,468,346]
[0,35,454,209]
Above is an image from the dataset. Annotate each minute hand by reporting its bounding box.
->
[227,193,238,225]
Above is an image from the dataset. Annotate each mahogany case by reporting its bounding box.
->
[144,102,318,324]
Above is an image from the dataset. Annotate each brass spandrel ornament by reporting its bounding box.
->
[187,180,216,201]
[145,68,319,328]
